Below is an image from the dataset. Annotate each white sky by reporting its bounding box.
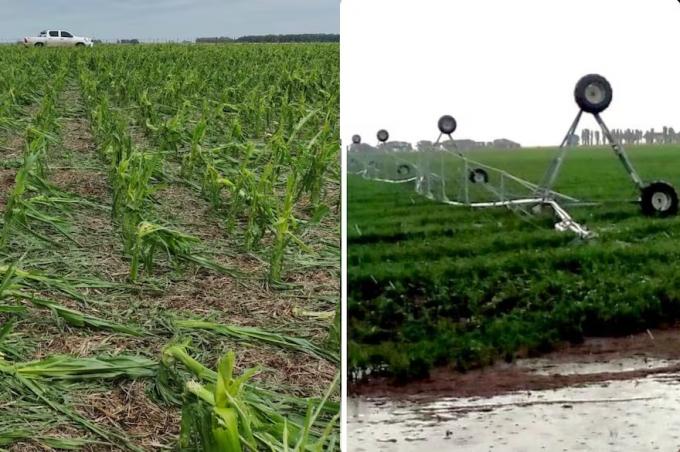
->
[340,0,680,147]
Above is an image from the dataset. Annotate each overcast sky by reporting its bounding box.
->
[0,0,339,42]
[341,0,680,147]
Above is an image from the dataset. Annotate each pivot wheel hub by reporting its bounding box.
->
[640,181,679,217]
[585,82,606,105]
[469,168,489,184]
[397,164,411,176]
[651,192,672,211]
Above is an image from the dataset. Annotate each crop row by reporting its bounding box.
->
[349,147,680,381]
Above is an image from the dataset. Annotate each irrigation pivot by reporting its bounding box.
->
[348,75,676,238]
[540,74,678,217]
[348,115,592,238]
[428,115,590,237]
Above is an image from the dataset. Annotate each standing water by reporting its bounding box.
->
[349,360,680,451]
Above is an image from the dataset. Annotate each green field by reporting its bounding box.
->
[349,145,680,382]
[0,44,339,450]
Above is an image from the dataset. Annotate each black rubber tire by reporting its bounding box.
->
[438,115,457,134]
[468,168,489,184]
[75,42,86,47]
[34,42,44,47]
[352,134,361,144]
[397,164,411,176]
[640,181,678,217]
[377,129,389,143]
[574,74,612,114]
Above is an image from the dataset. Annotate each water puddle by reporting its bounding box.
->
[516,356,680,376]
[349,373,680,451]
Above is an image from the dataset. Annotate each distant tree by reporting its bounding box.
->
[195,34,338,44]
[235,34,339,43]
[196,36,234,43]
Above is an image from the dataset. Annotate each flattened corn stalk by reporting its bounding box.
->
[0,263,141,334]
[174,318,339,364]
[161,341,340,451]
[0,65,76,249]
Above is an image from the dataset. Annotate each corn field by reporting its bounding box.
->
[0,44,339,451]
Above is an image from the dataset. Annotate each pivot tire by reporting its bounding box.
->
[640,181,678,217]
[469,168,489,184]
[352,134,361,144]
[377,129,389,143]
[438,115,457,134]
[397,164,411,176]
[574,74,612,114]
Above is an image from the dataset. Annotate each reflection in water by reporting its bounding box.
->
[349,374,680,451]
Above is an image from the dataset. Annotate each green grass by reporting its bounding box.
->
[349,145,680,381]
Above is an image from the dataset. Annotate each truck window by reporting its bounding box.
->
[39,31,46,36]
[61,31,73,38]
[49,31,58,37]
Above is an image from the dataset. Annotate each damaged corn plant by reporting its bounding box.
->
[0,43,338,450]
[161,341,340,451]
[78,44,339,284]
[0,66,76,249]
[83,85,238,281]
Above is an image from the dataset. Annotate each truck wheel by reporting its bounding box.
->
[34,42,44,47]
[438,115,457,134]
[640,181,678,217]
[469,168,489,184]
[574,74,612,114]
[76,42,85,47]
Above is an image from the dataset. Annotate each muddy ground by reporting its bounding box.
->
[352,326,680,399]
[349,327,680,451]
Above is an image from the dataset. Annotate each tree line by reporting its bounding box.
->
[196,34,339,44]
[578,127,680,146]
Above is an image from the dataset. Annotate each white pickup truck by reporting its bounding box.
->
[24,30,94,47]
